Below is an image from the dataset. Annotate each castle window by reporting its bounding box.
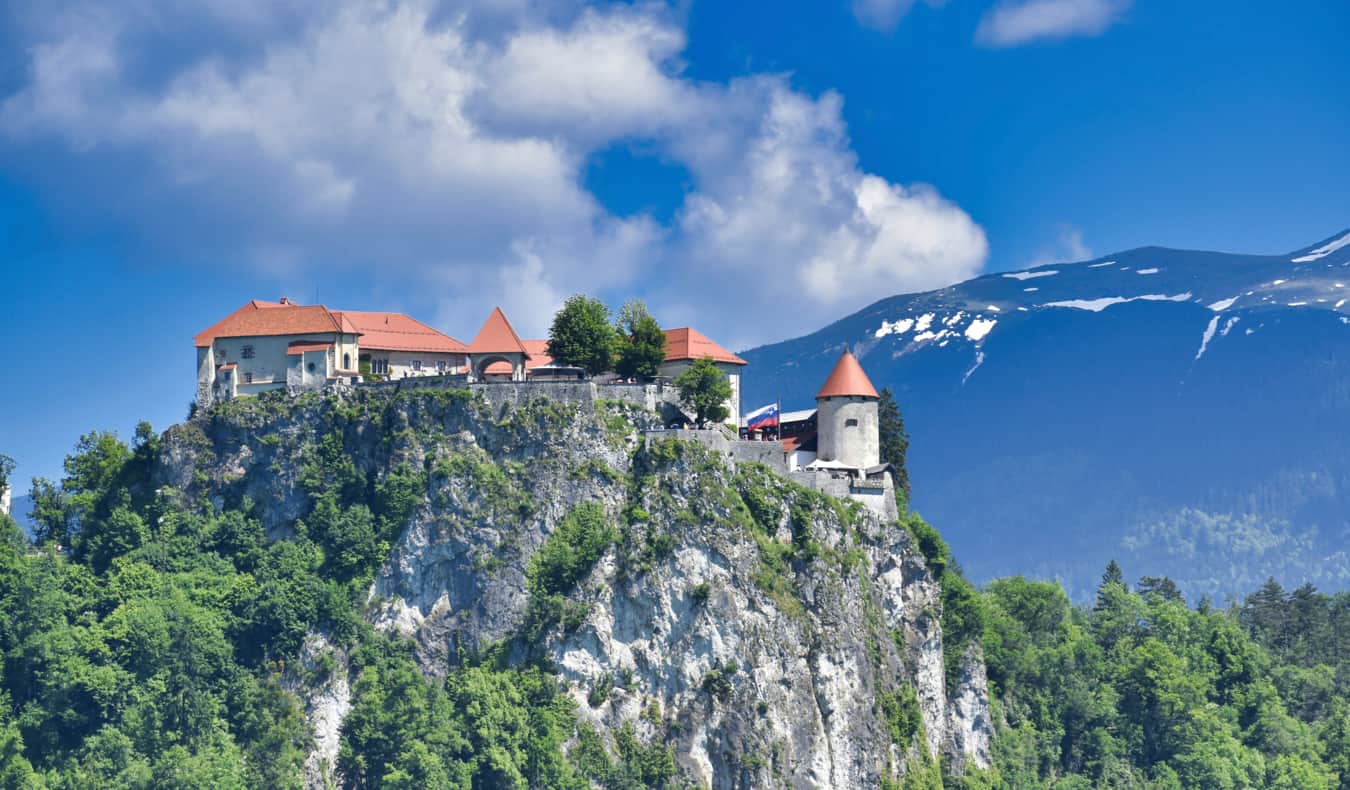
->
[436,360,447,372]
[244,372,253,384]
[372,358,389,375]
[845,418,859,427]
[307,362,316,373]
[241,345,255,359]
[411,360,422,372]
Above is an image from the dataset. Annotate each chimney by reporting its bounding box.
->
[279,297,291,305]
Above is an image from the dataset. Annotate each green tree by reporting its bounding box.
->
[1095,560,1126,610]
[0,454,13,498]
[547,295,616,376]
[674,357,732,426]
[877,388,910,497]
[1137,575,1184,604]
[613,300,667,381]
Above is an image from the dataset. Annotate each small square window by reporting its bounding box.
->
[244,372,253,384]
[845,418,859,427]
[241,345,256,359]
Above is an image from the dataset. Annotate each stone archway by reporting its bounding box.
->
[473,354,524,381]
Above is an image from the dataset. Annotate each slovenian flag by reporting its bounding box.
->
[745,402,780,430]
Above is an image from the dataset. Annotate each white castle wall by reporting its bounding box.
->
[816,395,879,469]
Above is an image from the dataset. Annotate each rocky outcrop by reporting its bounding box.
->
[159,384,992,787]
[944,644,993,776]
[282,633,352,790]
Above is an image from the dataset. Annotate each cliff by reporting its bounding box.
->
[157,383,990,788]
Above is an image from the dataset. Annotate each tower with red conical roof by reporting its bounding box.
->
[815,350,880,469]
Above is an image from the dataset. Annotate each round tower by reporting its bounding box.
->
[815,350,880,469]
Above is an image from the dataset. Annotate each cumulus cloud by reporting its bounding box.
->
[976,0,1131,47]
[0,0,987,346]
[850,0,944,33]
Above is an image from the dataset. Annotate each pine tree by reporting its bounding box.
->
[877,388,910,497]
[1137,575,1184,604]
[1094,560,1126,611]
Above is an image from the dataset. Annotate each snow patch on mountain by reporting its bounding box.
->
[1003,270,1058,281]
[1220,317,1240,337]
[1208,296,1240,311]
[875,318,915,338]
[965,319,997,342]
[986,305,1002,312]
[1043,293,1193,313]
[1087,261,1116,268]
[1292,231,1350,262]
[961,351,985,386]
[1196,316,1221,360]
[1137,268,1160,275]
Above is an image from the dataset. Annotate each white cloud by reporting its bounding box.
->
[976,0,1131,47]
[1027,224,1092,268]
[0,0,988,348]
[851,0,944,33]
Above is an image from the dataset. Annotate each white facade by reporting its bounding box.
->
[815,395,880,469]
[197,331,359,405]
[363,350,467,380]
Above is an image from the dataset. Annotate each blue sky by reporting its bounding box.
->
[1,0,1347,490]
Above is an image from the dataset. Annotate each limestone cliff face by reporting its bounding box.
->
[158,384,991,788]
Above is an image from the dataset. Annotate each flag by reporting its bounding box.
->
[744,402,780,430]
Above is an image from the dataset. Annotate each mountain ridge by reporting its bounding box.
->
[742,227,1350,600]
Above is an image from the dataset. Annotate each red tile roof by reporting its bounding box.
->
[217,363,237,371]
[195,299,346,347]
[816,351,879,399]
[468,307,530,356]
[521,339,556,369]
[333,311,467,354]
[287,341,334,355]
[663,327,746,366]
[482,360,515,375]
[782,430,818,454]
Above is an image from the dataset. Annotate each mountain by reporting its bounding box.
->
[742,229,1350,601]
[7,495,33,536]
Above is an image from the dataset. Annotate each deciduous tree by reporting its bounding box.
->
[674,357,732,426]
[546,295,616,376]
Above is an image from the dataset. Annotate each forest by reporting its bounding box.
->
[0,427,1346,788]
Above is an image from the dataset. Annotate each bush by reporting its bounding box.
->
[527,503,616,599]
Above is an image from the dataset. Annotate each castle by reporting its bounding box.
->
[194,299,892,513]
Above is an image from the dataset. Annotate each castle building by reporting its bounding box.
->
[812,350,880,470]
[195,299,467,404]
[657,327,747,427]
[194,299,747,423]
[467,307,532,381]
